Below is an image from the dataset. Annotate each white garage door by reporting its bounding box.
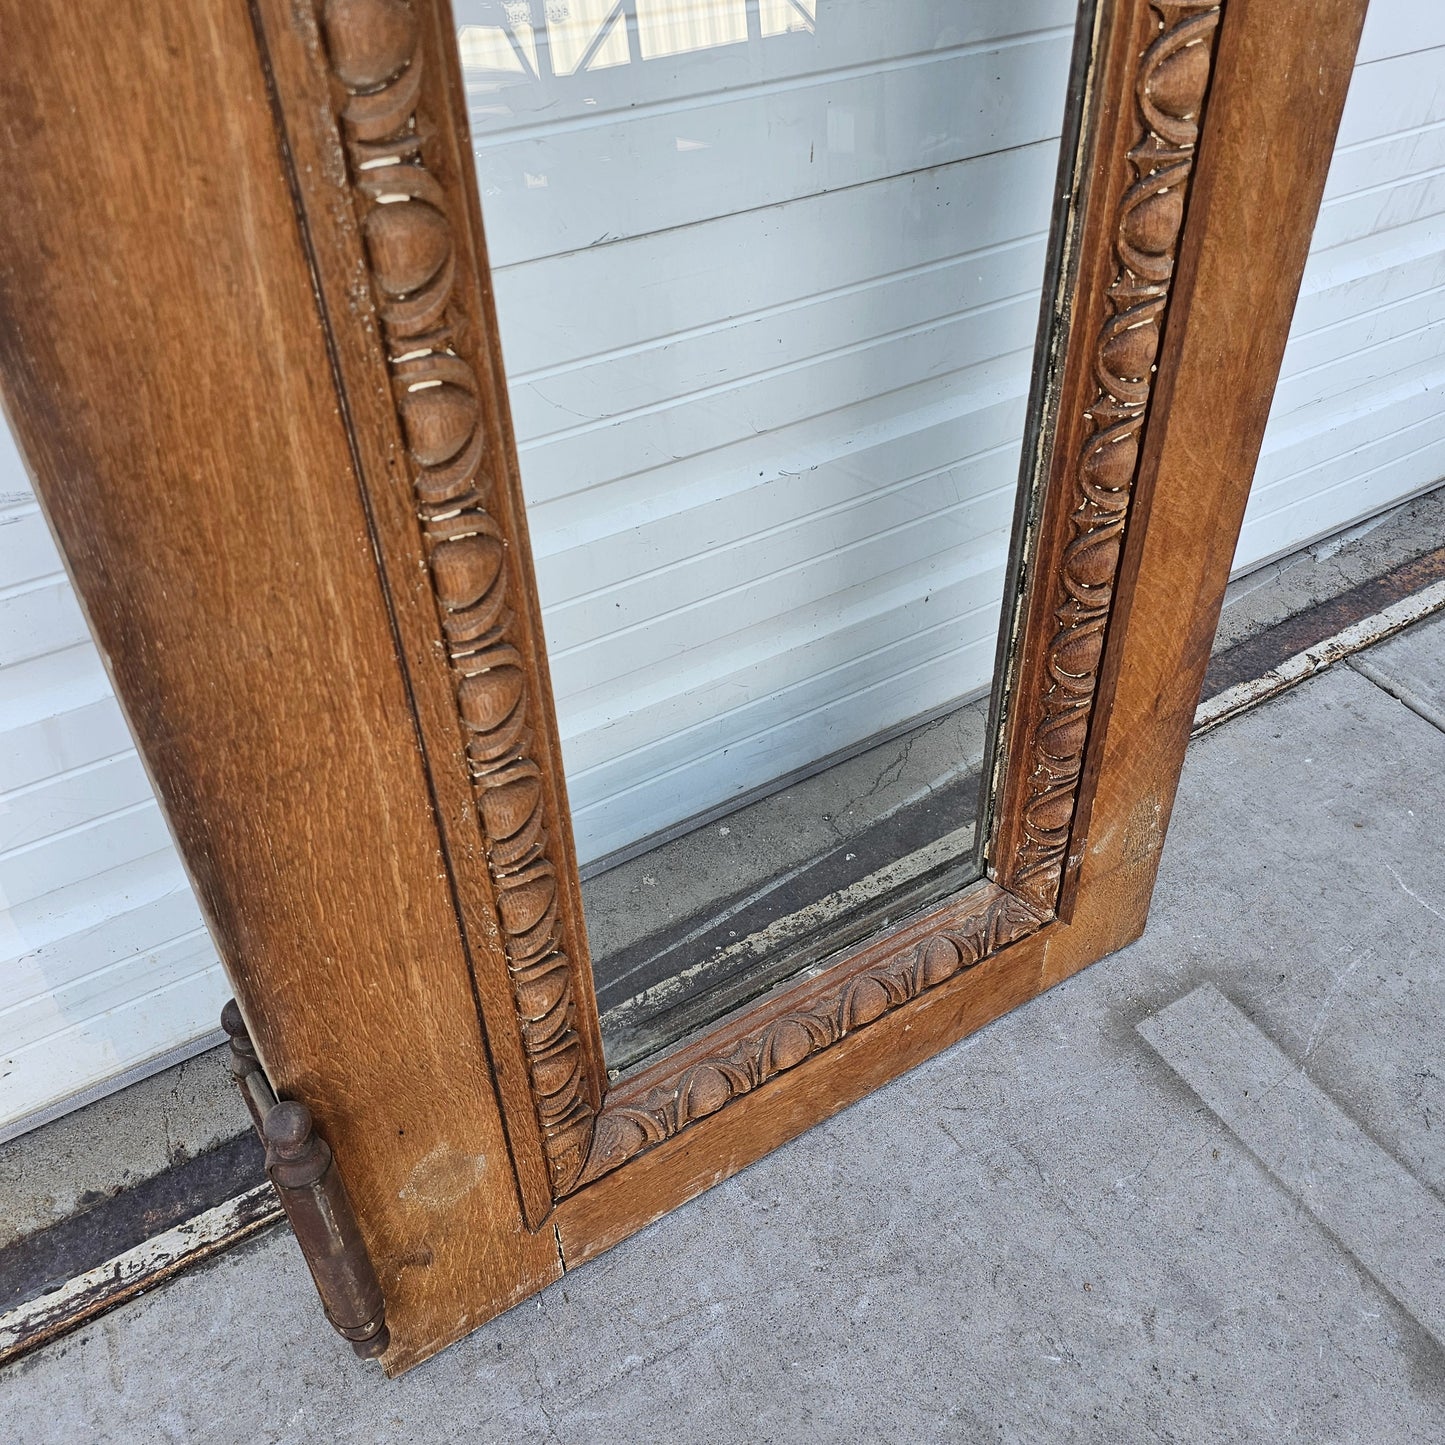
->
[1238,0,1445,569]
[2,0,1440,1136]
[0,422,224,1143]
[465,0,1078,865]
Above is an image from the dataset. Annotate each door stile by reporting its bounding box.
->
[1058,0,1374,938]
[248,0,608,1223]
[989,0,1225,918]
[0,0,569,1374]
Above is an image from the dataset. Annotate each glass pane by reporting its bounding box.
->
[457,0,1079,1071]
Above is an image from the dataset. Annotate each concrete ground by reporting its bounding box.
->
[6,613,1445,1439]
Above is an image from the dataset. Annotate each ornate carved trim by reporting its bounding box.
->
[316,0,595,1195]
[1006,1,1222,912]
[310,0,1222,1205]
[576,884,1043,1187]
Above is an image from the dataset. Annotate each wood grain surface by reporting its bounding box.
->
[0,0,559,1371]
[992,0,1223,916]
[249,0,607,1232]
[1059,0,1373,939]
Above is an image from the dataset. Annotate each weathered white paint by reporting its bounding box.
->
[0,1182,280,1364]
[0,419,226,1140]
[0,0,1439,1135]
[1193,578,1445,736]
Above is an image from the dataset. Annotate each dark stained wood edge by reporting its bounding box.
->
[248,0,606,1222]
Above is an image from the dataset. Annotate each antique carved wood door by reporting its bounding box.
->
[0,0,1366,1372]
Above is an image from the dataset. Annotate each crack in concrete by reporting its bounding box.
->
[1384,863,1445,926]
[846,713,951,820]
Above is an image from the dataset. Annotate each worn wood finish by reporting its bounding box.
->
[554,0,1367,1279]
[0,0,559,1370]
[248,0,605,1226]
[0,1185,282,1370]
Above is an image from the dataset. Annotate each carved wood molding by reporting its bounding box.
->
[1006,0,1222,912]
[315,0,596,1195]
[308,0,1222,1208]
[575,884,1043,1187]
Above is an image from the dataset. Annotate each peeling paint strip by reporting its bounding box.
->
[1201,542,1445,705]
[0,1184,281,1367]
[1193,578,1445,735]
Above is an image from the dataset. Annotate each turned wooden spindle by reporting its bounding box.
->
[221,1000,389,1361]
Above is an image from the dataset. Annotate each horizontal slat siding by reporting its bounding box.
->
[0,964,229,1144]
[474,31,1073,266]
[9,852,211,988]
[4,930,216,1057]
[0,753,158,853]
[0,649,132,792]
[0,503,58,588]
[0,578,88,667]
[0,419,224,1134]
[459,1,1072,137]
[471,2,1076,862]
[1238,1,1445,570]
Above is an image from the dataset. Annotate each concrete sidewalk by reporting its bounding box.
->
[5,622,1445,1441]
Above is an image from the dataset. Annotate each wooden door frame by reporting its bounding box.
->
[0,0,1367,1374]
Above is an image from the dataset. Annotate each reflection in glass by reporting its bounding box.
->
[457,0,1075,1069]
